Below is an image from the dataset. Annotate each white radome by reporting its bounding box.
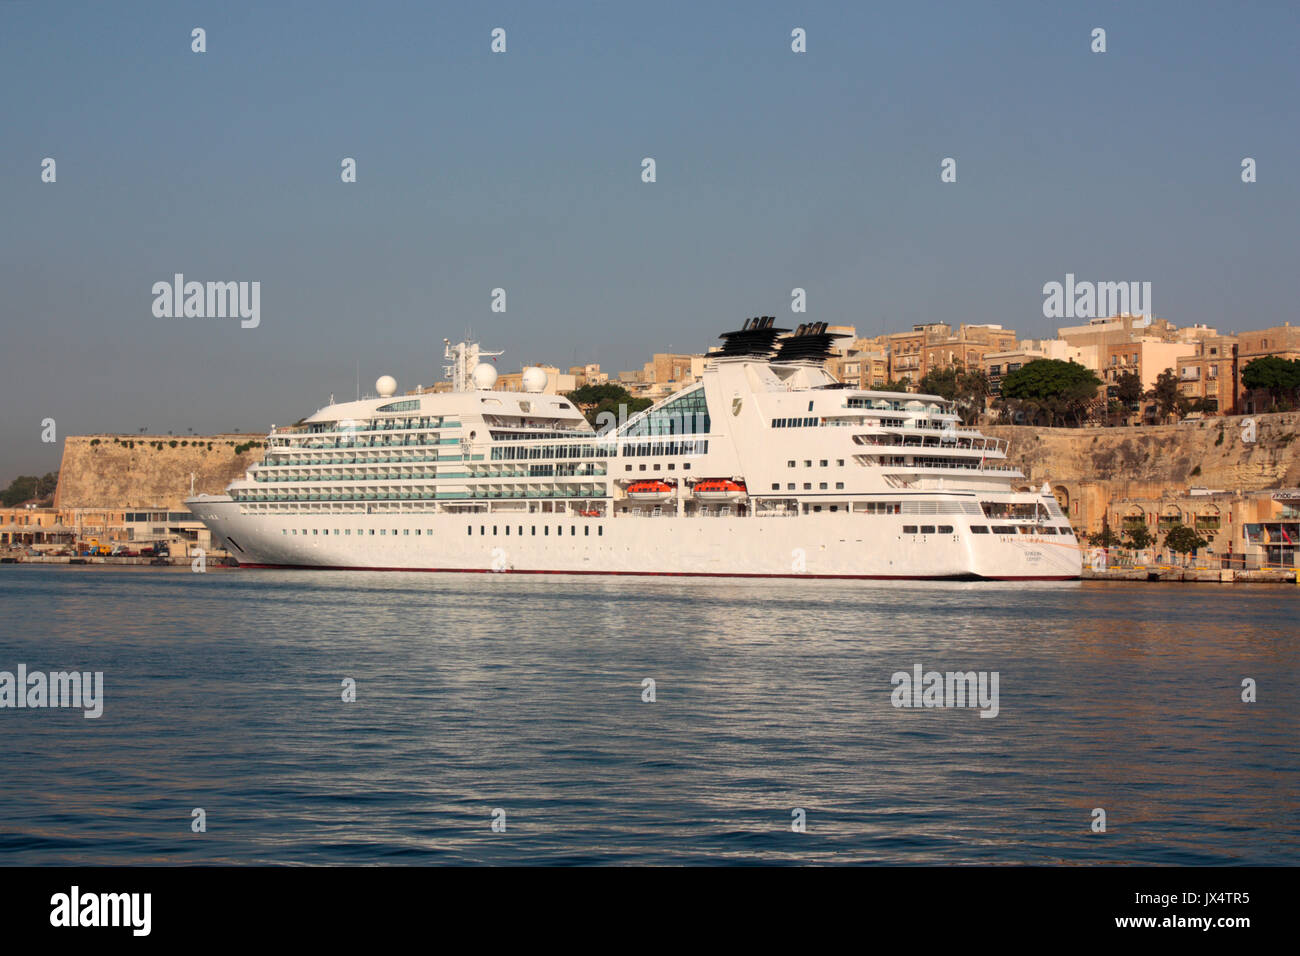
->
[522,367,548,393]
[472,363,499,389]
[375,375,397,397]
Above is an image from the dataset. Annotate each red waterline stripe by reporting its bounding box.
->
[237,563,1077,581]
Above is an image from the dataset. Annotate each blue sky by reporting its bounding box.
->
[2,0,1297,477]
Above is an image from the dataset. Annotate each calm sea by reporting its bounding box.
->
[0,565,1296,865]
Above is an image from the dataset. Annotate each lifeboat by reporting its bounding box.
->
[693,479,747,501]
[626,480,675,501]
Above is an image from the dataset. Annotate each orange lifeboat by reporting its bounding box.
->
[626,480,675,501]
[693,479,747,501]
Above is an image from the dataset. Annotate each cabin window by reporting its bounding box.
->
[938,526,954,534]
[970,526,989,534]
[921,525,935,534]
[835,482,844,489]
[904,525,918,534]
[787,483,795,490]
[803,483,811,490]
[819,482,828,490]
[820,460,828,467]
[467,526,472,535]
[598,526,603,536]
[772,484,780,491]
[584,526,590,536]
[788,461,795,468]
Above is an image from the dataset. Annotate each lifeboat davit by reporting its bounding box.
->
[626,480,675,501]
[693,479,747,501]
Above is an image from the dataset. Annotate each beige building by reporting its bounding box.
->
[886,323,1017,386]
[496,365,578,394]
[1101,338,1187,392]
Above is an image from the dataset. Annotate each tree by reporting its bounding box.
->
[565,383,653,428]
[918,366,959,401]
[875,379,912,393]
[1149,368,1189,422]
[1113,369,1144,405]
[1123,524,1155,551]
[1241,356,1300,408]
[999,359,1102,427]
[1164,523,1209,562]
[567,382,637,406]
[1089,526,1122,549]
[1,472,58,507]
[918,364,991,424]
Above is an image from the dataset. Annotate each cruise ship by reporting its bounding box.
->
[186,320,1082,579]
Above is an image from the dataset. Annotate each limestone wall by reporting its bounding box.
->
[54,435,266,510]
[985,412,1300,493]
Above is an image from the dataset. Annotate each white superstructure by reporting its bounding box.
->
[186,319,1082,579]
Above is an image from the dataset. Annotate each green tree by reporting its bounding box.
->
[1164,523,1209,561]
[1090,526,1122,549]
[1,472,58,507]
[1123,524,1155,551]
[999,359,1102,427]
[875,379,912,393]
[567,382,637,406]
[1149,368,1189,422]
[918,366,959,401]
[1241,355,1300,407]
[565,383,653,427]
[1113,369,1144,405]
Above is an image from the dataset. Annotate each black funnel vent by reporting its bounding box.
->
[772,322,847,363]
[716,316,789,358]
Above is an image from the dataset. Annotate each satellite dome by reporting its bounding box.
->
[375,375,397,397]
[471,362,499,389]
[522,367,548,393]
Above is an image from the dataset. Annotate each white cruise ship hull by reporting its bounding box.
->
[189,497,1082,580]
